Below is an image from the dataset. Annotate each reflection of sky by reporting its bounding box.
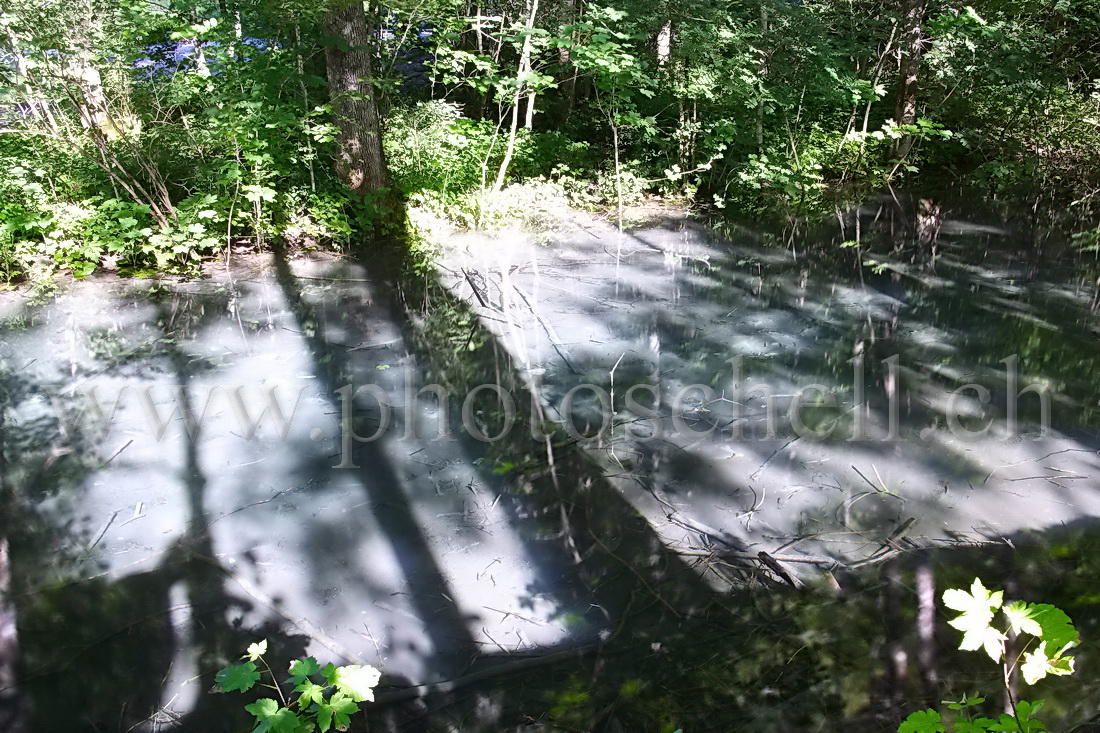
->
[439,208,1100,581]
[0,252,576,724]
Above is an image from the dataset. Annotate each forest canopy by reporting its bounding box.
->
[1,0,1098,280]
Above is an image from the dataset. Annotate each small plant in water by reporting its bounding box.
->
[214,640,381,732]
[900,578,1078,733]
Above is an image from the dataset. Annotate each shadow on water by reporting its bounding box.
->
[0,289,288,732]
[0,189,1098,732]
[268,245,479,678]
[368,244,1100,731]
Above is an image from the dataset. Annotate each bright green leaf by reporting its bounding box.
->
[1029,604,1078,651]
[294,681,326,709]
[899,708,943,733]
[245,698,280,720]
[215,662,260,692]
[288,656,321,683]
[1021,643,1075,684]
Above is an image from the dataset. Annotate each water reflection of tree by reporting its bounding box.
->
[379,201,1100,730]
[0,288,305,731]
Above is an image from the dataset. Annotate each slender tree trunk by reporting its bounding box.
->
[554,0,583,125]
[295,24,317,192]
[916,553,938,705]
[323,0,403,230]
[558,47,577,124]
[755,0,769,153]
[492,0,539,193]
[655,19,673,66]
[892,0,927,158]
[524,89,537,129]
[882,558,908,717]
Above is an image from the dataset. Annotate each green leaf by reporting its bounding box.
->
[215,662,260,692]
[946,695,985,710]
[317,693,359,731]
[1029,604,1078,651]
[245,698,280,720]
[294,681,326,708]
[1021,643,1075,684]
[899,709,944,733]
[243,699,309,733]
[288,656,321,684]
[1016,700,1044,720]
[267,708,309,733]
[317,704,333,732]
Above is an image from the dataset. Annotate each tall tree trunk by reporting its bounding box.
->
[892,0,927,159]
[755,0,769,153]
[492,0,539,193]
[916,552,938,705]
[557,47,577,124]
[655,19,673,67]
[554,0,583,125]
[524,88,537,129]
[323,0,403,231]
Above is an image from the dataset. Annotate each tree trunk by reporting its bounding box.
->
[492,0,539,193]
[323,0,403,230]
[524,89,537,129]
[655,19,673,67]
[554,0,583,125]
[916,552,938,705]
[755,0,768,153]
[892,0,927,158]
[557,47,577,124]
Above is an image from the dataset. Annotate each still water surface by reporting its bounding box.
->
[1,192,1098,731]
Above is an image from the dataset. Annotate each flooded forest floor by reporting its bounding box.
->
[2,194,1100,732]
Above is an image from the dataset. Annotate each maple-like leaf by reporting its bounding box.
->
[246,639,268,662]
[317,693,359,732]
[215,662,261,692]
[1021,643,1076,685]
[1029,604,1078,652]
[898,709,944,733]
[944,578,1006,662]
[288,656,321,685]
[330,664,382,703]
[1004,601,1043,638]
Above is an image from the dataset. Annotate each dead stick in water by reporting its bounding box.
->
[373,644,598,706]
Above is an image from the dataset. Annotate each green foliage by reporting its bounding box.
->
[213,639,381,733]
[2,0,1099,278]
[899,579,1079,733]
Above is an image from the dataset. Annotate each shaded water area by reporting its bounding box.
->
[1,192,1099,732]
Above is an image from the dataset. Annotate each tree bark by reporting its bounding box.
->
[892,0,927,158]
[323,0,403,230]
[492,0,539,193]
[755,0,769,153]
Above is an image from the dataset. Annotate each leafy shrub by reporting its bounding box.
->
[214,639,381,733]
[899,578,1078,733]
